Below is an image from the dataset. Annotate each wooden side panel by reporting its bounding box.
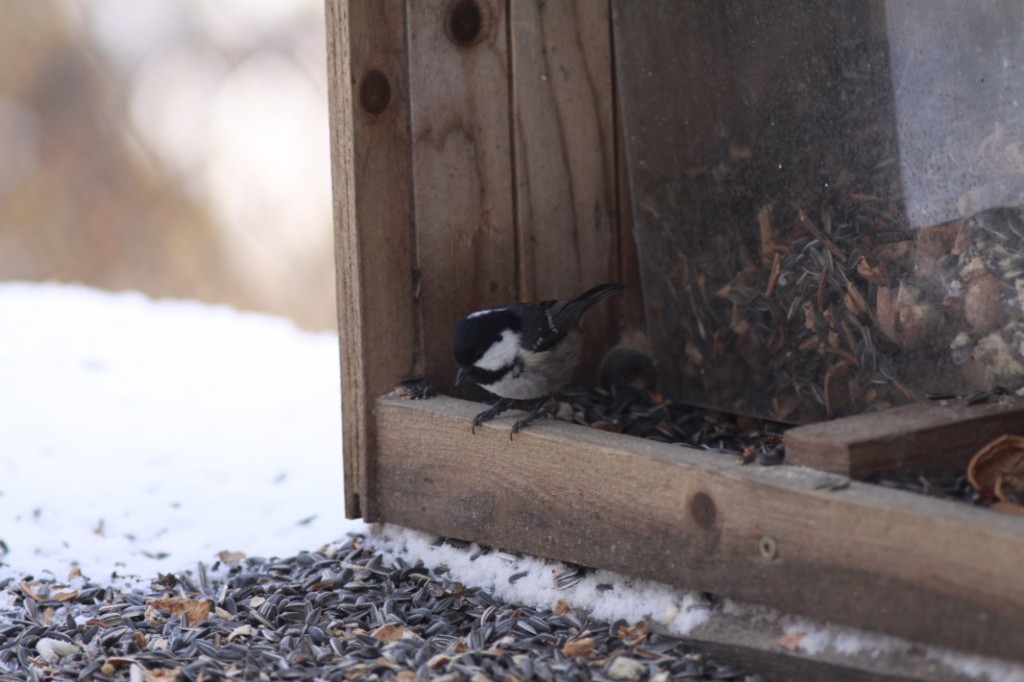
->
[612,61,647,336]
[374,395,1024,662]
[407,0,517,392]
[327,0,417,518]
[786,397,1024,477]
[509,0,621,372]
[510,0,617,300]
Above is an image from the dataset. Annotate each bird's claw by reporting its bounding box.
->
[508,399,553,438]
[471,397,552,437]
[470,398,515,434]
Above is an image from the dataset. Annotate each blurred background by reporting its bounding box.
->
[0,0,335,330]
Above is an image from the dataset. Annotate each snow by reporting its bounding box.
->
[0,282,362,584]
[366,525,712,635]
[0,282,1021,681]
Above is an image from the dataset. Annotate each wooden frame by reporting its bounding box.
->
[327,0,1024,667]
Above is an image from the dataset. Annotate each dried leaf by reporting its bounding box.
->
[228,624,253,642]
[778,631,805,651]
[552,599,572,616]
[19,581,47,601]
[68,566,82,581]
[996,473,1024,504]
[426,653,451,669]
[142,668,181,682]
[103,656,138,668]
[217,550,246,563]
[967,435,1024,502]
[146,597,211,626]
[185,600,211,626]
[563,637,595,658]
[617,619,650,646]
[869,240,913,263]
[855,256,886,285]
[53,589,78,602]
[370,623,422,643]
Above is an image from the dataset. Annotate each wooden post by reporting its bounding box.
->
[326,0,418,518]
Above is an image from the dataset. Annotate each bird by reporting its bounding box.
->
[453,283,625,434]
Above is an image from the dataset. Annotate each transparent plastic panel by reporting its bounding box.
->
[614,0,1024,423]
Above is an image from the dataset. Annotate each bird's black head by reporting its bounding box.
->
[452,308,522,383]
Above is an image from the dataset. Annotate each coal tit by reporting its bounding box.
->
[453,283,625,434]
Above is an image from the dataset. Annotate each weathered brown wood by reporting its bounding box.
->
[611,62,646,336]
[327,0,417,518]
[406,0,517,394]
[374,394,1024,662]
[509,0,617,310]
[681,621,958,682]
[786,396,1024,477]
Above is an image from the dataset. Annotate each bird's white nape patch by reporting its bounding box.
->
[474,328,521,371]
[467,307,504,320]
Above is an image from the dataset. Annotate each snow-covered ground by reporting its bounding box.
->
[0,282,1020,681]
[0,282,361,584]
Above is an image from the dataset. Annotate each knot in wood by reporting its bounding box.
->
[445,0,486,47]
[688,491,717,529]
[359,69,391,116]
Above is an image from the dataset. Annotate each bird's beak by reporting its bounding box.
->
[454,366,469,386]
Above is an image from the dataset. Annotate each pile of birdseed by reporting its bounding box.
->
[559,386,1011,508]
[0,536,756,681]
[557,387,787,466]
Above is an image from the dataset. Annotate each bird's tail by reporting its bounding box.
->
[548,283,625,331]
[575,283,626,307]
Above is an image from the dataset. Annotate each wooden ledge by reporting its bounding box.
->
[785,396,1024,477]
[371,395,1024,663]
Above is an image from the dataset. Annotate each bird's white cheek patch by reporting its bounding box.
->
[475,329,521,371]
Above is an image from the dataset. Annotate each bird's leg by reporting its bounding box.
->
[471,397,517,433]
[510,397,554,437]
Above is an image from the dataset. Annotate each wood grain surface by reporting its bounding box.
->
[509,0,622,378]
[407,0,517,394]
[327,0,417,517]
[374,394,1024,662]
[786,396,1024,477]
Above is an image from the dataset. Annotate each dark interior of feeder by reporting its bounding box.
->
[438,0,1024,510]
[615,0,1024,425]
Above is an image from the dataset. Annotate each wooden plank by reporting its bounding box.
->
[786,396,1024,477]
[406,0,517,394]
[373,394,1024,662]
[584,602,967,680]
[680,620,961,682]
[326,0,417,518]
[509,0,617,309]
[611,63,646,336]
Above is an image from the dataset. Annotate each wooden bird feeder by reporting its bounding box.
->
[327,0,1024,675]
